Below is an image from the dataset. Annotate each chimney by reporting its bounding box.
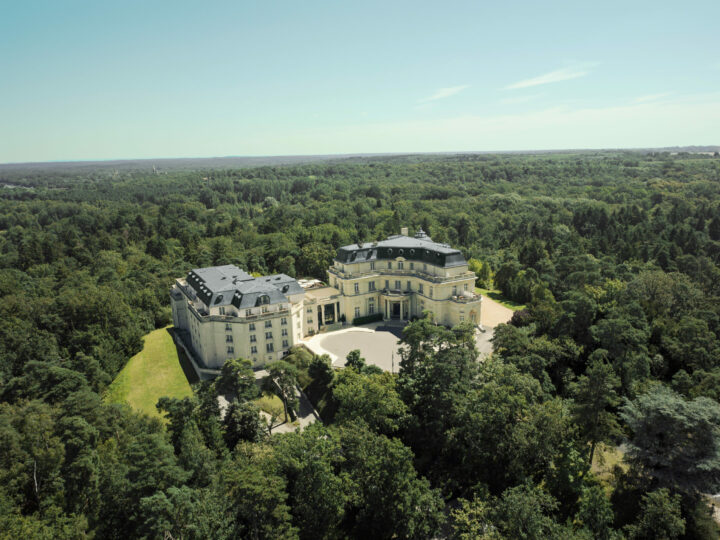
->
[400,226,409,236]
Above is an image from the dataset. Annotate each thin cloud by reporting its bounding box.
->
[505,67,589,90]
[500,94,541,105]
[634,92,673,103]
[418,85,469,103]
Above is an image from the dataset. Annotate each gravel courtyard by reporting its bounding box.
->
[306,324,403,372]
[302,295,514,371]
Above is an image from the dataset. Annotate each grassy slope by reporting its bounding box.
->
[105,327,193,419]
[475,287,526,311]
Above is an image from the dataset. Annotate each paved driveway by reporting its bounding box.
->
[304,325,403,372]
[303,295,513,372]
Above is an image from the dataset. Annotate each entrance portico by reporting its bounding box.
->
[381,292,410,321]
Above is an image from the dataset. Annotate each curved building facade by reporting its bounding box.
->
[328,228,481,328]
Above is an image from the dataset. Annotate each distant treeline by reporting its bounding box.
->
[0,151,718,538]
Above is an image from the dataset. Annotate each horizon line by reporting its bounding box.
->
[2,145,719,168]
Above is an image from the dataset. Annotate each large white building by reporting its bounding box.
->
[171,228,481,370]
[328,227,482,328]
[170,265,305,369]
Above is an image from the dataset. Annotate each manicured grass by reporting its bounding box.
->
[475,287,526,311]
[255,391,285,419]
[105,326,193,420]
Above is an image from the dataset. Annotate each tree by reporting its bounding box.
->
[447,359,570,494]
[397,317,479,473]
[271,424,347,540]
[333,370,408,435]
[576,485,616,540]
[223,401,265,449]
[337,423,445,539]
[308,355,334,387]
[494,483,562,539]
[569,350,622,466]
[267,361,299,423]
[298,242,335,280]
[138,486,231,540]
[216,358,259,402]
[344,349,366,372]
[621,385,720,494]
[220,458,298,540]
[624,488,685,540]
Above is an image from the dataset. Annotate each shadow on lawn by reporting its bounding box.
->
[165,327,200,384]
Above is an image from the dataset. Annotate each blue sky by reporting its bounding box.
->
[1,0,719,163]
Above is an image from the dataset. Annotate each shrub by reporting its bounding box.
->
[352,313,383,326]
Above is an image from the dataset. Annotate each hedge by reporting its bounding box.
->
[352,313,383,326]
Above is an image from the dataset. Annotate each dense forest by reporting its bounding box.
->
[1,151,719,538]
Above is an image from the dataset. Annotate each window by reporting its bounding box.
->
[419,284,424,294]
[265,331,273,339]
[281,317,287,325]
[423,264,427,271]
[369,299,375,314]
[410,262,414,270]
[226,346,234,355]
[354,306,360,318]
[266,343,274,352]
[225,335,233,343]
[452,286,457,296]
[250,334,257,342]
[370,261,375,270]
[251,345,257,354]
[460,315,465,322]
[398,262,403,270]
[282,340,289,348]
[262,306,269,313]
[249,323,256,331]
[354,283,359,294]
[281,328,288,336]
[265,320,272,328]
[308,318,313,324]
[225,323,232,331]
[464,283,468,291]
[219,307,225,315]
[368,281,376,292]
[307,307,313,313]
[385,280,389,289]
[246,309,252,316]
[395,280,401,290]
[388,262,392,269]
[406,281,411,291]
[429,286,433,298]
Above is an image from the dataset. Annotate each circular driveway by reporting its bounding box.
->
[309,326,403,372]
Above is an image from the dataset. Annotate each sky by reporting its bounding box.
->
[1,0,719,163]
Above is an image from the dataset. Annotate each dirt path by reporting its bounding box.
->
[480,295,515,328]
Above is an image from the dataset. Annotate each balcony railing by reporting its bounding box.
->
[450,294,482,304]
[328,266,474,284]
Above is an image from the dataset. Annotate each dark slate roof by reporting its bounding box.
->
[334,229,467,268]
[186,265,300,309]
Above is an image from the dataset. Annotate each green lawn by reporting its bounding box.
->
[255,391,285,418]
[105,326,193,420]
[475,287,526,311]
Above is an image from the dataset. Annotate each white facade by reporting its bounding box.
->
[171,266,304,369]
